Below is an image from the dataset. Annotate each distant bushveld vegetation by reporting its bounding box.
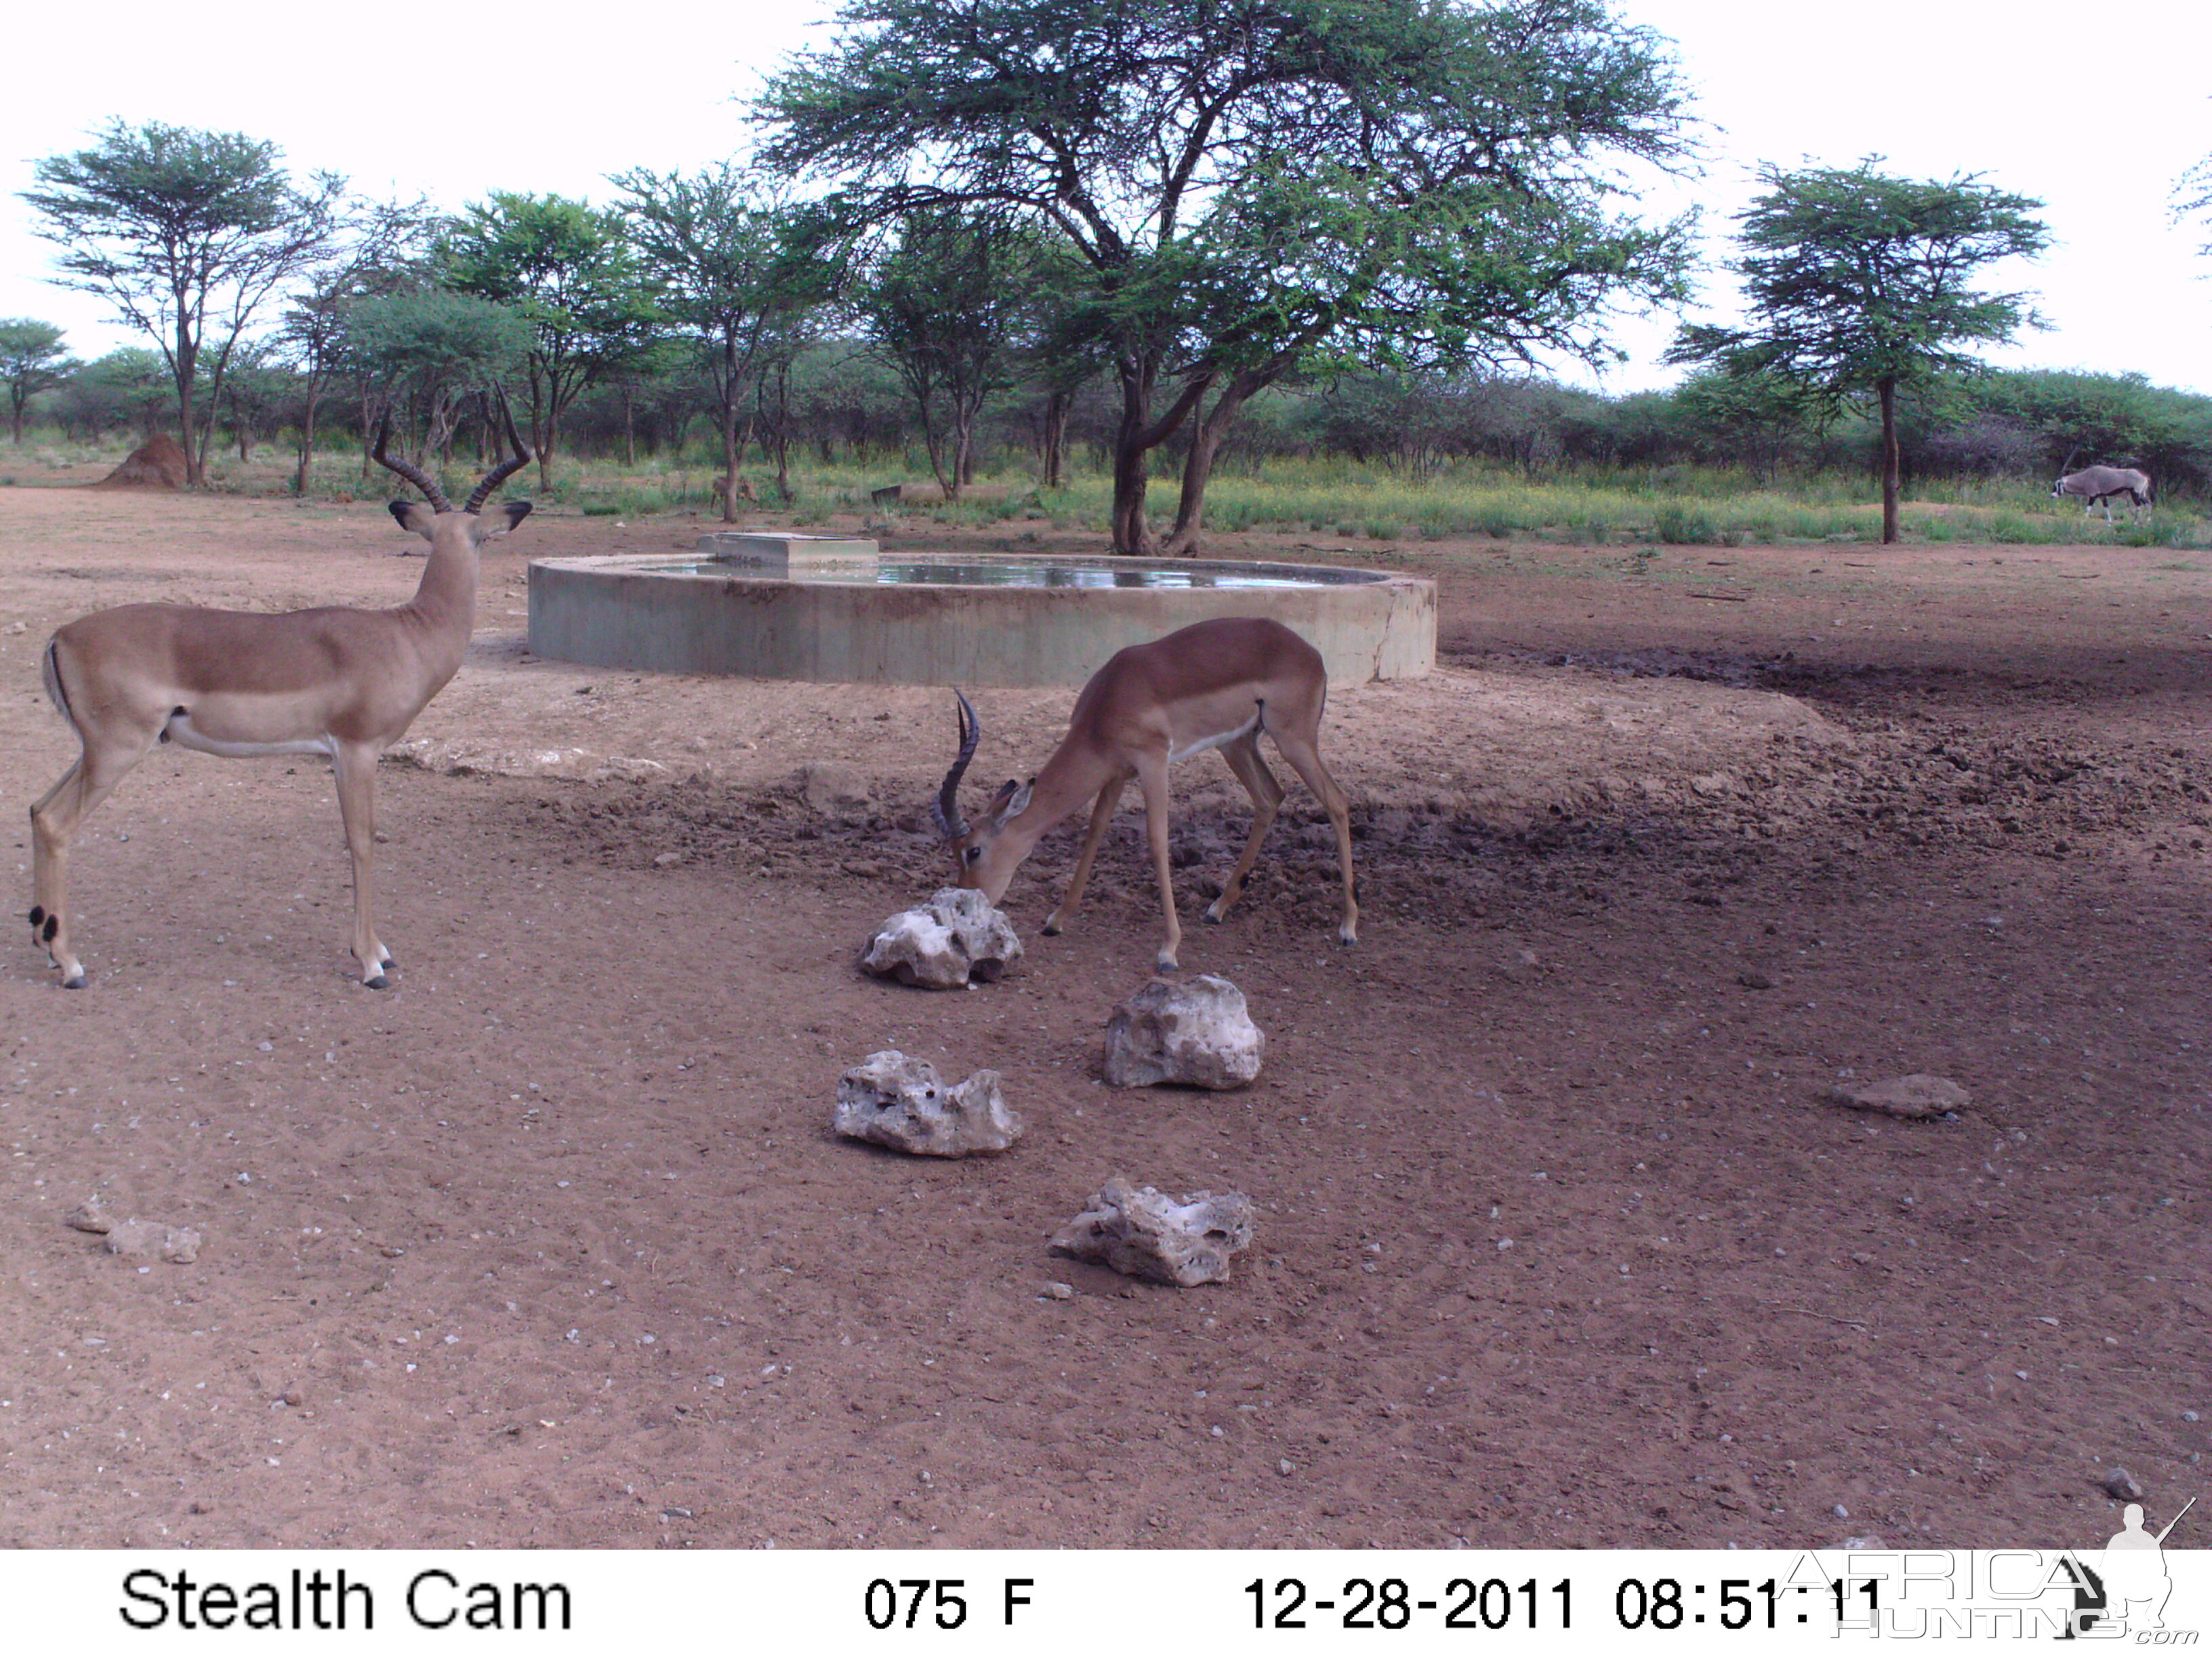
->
[9,356,2205,548]
[12,83,2209,552]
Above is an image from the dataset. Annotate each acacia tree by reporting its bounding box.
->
[1671,365,1826,483]
[52,348,178,443]
[0,319,80,443]
[346,289,531,480]
[216,340,289,462]
[857,211,1042,497]
[746,280,838,501]
[610,166,811,518]
[21,121,345,486]
[440,192,659,491]
[279,197,430,493]
[759,0,1695,554]
[1668,160,2048,544]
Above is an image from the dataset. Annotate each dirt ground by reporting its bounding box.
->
[1,480,2206,1551]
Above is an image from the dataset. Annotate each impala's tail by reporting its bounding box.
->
[40,637,75,730]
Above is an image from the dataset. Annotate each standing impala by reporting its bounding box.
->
[28,401,532,989]
[934,617,1359,973]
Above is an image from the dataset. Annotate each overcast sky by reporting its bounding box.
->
[3,0,2207,396]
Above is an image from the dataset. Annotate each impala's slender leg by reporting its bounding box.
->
[1205,730,1286,925]
[1044,771,1128,937]
[1265,725,1360,947]
[1134,750,1181,973]
[331,740,394,988]
[30,731,157,989]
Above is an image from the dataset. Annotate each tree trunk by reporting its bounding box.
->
[720,390,743,525]
[1878,375,1900,546]
[621,387,636,468]
[1110,434,1151,553]
[537,411,560,494]
[1162,370,1269,556]
[294,381,323,495]
[1109,350,1213,555]
[1109,354,1155,554]
[771,365,792,502]
[529,372,556,493]
[1041,389,1067,489]
[10,394,25,445]
[173,321,203,489]
[922,395,953,499]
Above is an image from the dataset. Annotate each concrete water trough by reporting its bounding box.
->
[526,534,1435,689]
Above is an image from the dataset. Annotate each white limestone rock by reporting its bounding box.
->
[834,1051,1023,1156]
[1103,975,1263,1089]
[103,1218,202,1264]
[861,887,1023,989]
[1050,1176,1256,1287]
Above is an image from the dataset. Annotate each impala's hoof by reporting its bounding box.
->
[363,972,389,991]
[1041,920,1062,937]
[1337,930,1357,949]
[61,972,87,990]
[1155,954,1179,975]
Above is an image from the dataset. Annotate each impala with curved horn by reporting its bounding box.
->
[28,393,533,988]
[935,617,1359,974]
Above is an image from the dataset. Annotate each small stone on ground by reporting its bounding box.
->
[1823,1073,1971,1120]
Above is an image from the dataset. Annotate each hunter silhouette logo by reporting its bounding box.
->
[2059,1495,2195,1639]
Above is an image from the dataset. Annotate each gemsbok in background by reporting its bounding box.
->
[2052,464,2153,525]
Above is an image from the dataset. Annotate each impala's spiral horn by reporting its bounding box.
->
[371,411,455,514]
[933,691,980,840]
[464,386,533,513]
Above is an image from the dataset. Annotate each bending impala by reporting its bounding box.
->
[934,617,1358,973]
[28,401,533,989]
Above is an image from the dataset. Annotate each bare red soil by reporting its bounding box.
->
[1,485,2206,1550]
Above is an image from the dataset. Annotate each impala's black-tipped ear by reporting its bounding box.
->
[389,500,438,539]
[471,499,532,542]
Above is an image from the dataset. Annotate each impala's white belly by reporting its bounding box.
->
[163,710,337,761]
[1168,709,1261,764]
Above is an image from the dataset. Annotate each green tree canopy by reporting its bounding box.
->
[857,210,1045,497]
[279,196,433,492]
[610,165,818,516]
[758,0,1697,553]
[1668,159,2048,543]
[439,192,660,489]
[21,120,345,485]
[60,346,178,440]
[0,319,81,444]
[344,289,532,477]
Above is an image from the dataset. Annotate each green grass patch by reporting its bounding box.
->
[1654,503,1719,545]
